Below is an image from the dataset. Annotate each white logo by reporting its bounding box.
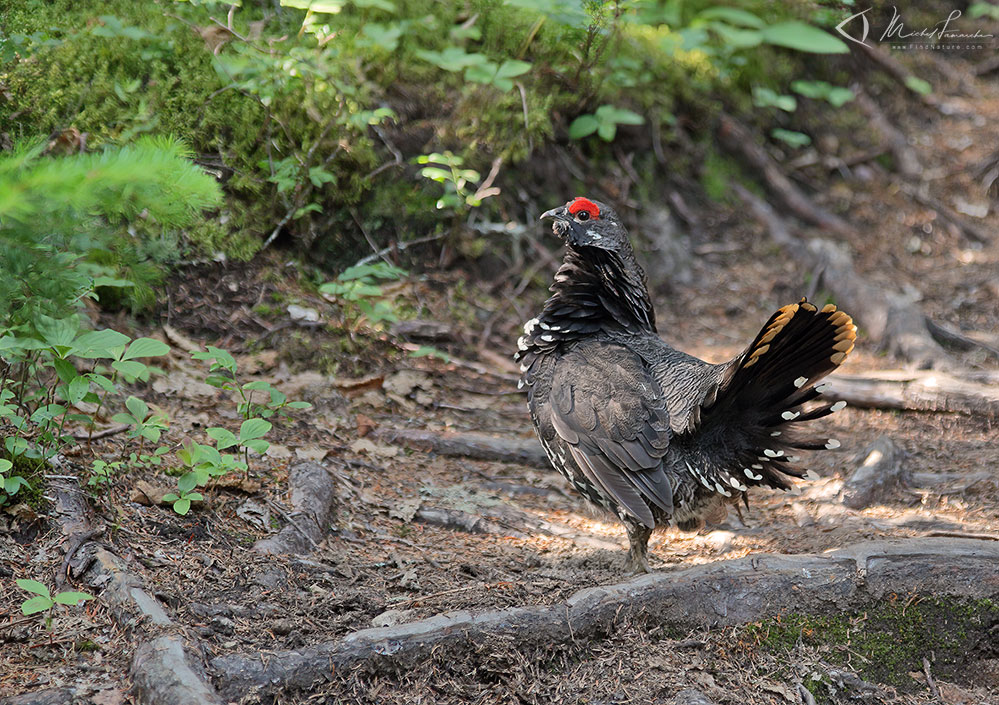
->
[835,7,872,47]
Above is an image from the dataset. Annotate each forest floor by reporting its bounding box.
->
[3,49,999,705]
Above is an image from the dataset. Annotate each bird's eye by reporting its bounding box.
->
[575,211,590,221]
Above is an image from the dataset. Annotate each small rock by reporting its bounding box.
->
[371,609,416,628]
[130,480,172,506]
[252,569,286,590]
[287,304,320,323]
[295,446,328,462]
[266,444,293,460]
[210,616,236,635]
[673,688,717,705]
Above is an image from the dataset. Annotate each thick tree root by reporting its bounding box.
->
[209,538,999,699]
[824,370,999,417]
[841,437,906,509]
[254,461,337,555]
[46,478,223,705]
[717,115,852,235]
[373,427,549,467]
[131,636,224,705]
[733,183,952,368]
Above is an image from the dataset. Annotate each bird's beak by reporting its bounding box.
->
[540,206,568,222]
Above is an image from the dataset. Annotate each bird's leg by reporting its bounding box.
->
[624,523,653,573]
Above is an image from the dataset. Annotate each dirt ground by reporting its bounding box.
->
[3,45,999,705]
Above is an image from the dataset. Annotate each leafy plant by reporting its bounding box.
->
[320,262,408,328]
[753,87,797,112]
[416,151,493,212]
[569,105,645,142]
[791,80,854,108]
[16,579,94,630]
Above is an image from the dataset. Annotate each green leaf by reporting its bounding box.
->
[5,437,28,457]
[495,59,531,79]
[52,358,78,384]
[92,276,135,289]
[66,377,90,405]
[173,497,191,515]
[904,76,932,96]
[111,360,148,380]
[53,591,94,606]
[698,7,764,28]
[207,427,238,450]
[597,121,617,142]
[125,396,149,420]
[568,115,599,139]
[5,475,30,495]
[87,373,116,394]
[0,458,12,473]
[753,87,797,112]
[239,418,272,442]
[21,595,53,615]
[16,579,50,599]
[286,401,312,410]
[761,22,848,54]
[35,315,79,348]
[771,128,812,148]
[595,105,644,126]
[177,472,199,494]
[122,337,170,360]
[242,380,273,392]
[74,329,130,358]
[242,438,270,454]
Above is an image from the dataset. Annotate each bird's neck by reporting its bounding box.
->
[517,248,657,358]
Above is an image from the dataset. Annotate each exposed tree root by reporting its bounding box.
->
[733,183,953,368]
[131,636,224,705]
[841,437,906,509]
[373,427,549,467]
[852,86,922,179]
[47,477,223,705]
[415,503,622,551]
[0,689,78,705]
[254,461,337,555]
[717,115,853,235]
[209,538,999,699]
[823,370,999,417]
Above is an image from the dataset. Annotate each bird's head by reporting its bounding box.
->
[540,197,629,252]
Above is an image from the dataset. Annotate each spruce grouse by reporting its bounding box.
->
[516,197,856,572]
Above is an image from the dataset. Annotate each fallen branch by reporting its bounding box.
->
[718,114,852,235]
[210,538,999,699]
[733,184,952,368]
[822,370,999,417]
[373,427,549,467]
[254,461,337,556]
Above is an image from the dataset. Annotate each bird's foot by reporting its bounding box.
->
[625,523,654,573]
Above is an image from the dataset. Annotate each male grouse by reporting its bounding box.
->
[516,197,856,572]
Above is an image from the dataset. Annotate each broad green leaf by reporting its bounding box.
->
[285,401,312,409]
[53,591,94,606]
[74,329,130,358]
[710,23,762,48]
[0,458,12,472]
[16,579,50,598]
[239,418,272,442]
[904,76,932,96]
[92,276,135,289]
[597,121,617,141]
[242,380,273,391]
[21,595,53,615]
[173,497,191,515]
[5,476,30,494]
[753,87,797,112]
[354,0,396,10]
[207,427,238,450]
[242,438,270,454]
[4,437,28,456]
[112,360,147,379]
[52,358,78,384]
[177,472,199,494]
[125,396,149,420]
[87,373,116,394]
[698,7,765,28]
[761,22,849,54]
[122,338,169,360]
[568,115,599,139]
[595,105,644,126]
[35,315,79,347]
[280,0,345,11]
[771,128,812,148]
[65,377,90,405]
[496,59,531,79]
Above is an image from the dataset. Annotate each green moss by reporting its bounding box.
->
[744,597,999,688]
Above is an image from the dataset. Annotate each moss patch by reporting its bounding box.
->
[744,596,999,688]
